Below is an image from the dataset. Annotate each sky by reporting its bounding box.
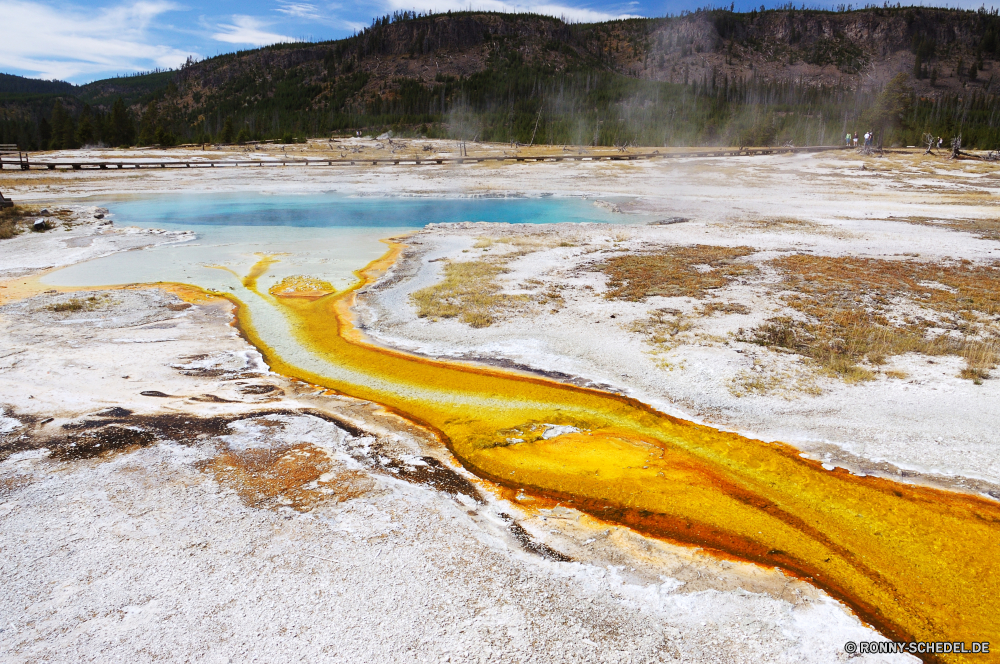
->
[0,0,992,84]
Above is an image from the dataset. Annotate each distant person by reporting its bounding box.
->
[938,137,943,149]
[846,132,852,146]
[853,134,859,147]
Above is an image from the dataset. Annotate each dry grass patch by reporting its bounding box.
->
[599,245,757,301]
[473,235,562,255]
[411,259,529,328]
[959,340,999,384]
[736,215,818,231]
[0,204,68,238]
[698,301,750,316]
[0,205,34,239]
[728,356,823,398]
[743,255,1000,382]
[630,309,700,371]
[48,295,103,312]
[412,233,565,327]
[892,215,1000,242]
[0,218,16,240]
[522,278,565,311]
[631,308,693,349]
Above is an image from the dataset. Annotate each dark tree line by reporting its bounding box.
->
[1,97,135,150]
[4,67,999,150]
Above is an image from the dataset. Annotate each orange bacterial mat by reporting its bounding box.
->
[225,244,999,662]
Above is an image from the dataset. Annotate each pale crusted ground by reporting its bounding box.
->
[357,217,1000,496]
[0,268,894,664]
[0,206,193,282]
[4,145,991,662]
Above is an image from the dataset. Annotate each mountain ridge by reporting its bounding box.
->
[2,7,999,149]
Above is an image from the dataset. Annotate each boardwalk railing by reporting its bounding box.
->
[0,144,848,171]
[0,146,30,170]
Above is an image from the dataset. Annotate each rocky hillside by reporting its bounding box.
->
[144,6,998,114]
[642,8,999,94]
[3,7,1000,149]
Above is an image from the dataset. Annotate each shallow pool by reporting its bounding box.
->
[45,192,630,293]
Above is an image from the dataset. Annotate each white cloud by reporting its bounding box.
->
[275,2,320,19]
[380,0,635,22]
[274,2,368,32]
[0,0,195,81]
[212,15,299,45]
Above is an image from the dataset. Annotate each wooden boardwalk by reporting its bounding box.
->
[0,144,848,171]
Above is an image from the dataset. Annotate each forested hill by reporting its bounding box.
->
[3,6,1000,150]
[0,74,76,96]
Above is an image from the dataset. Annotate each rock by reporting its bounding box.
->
[94,213,105,219]
[39,208,49,214]
[649,217,689,225]
[32,218,49,231]
[593,200,622,213]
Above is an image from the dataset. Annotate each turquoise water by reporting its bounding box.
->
[101,192,626,229]
[42,194,643,368]
[45,193,631,292]
[43,193,636,371]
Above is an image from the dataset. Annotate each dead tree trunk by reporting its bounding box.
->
[923,132,935,155]
[950,134,962,159]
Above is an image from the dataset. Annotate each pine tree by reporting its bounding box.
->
[138,101,159,146]
[154,125,176,147]
[50,100,70,150]
[221,117,235,144]
[863,73,913,139]
[76,112,94,146]
[110,97,135,148]
[38,117,52,149]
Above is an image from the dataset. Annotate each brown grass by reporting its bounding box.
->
[48,295,101,312]
[599,245,756,301]
[631,308,693,348]
[698,301,751,316]
[411,232,571,327]
[959,340,999,384]
[0,204,64,238]
[732,215,822,231]
[411,259,529,328]
[0,205,29,239]
[201,443,373,511]
[728,356,823,398]
[744,255,1000,381]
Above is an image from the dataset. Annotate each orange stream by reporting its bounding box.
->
[220,243,998,662]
